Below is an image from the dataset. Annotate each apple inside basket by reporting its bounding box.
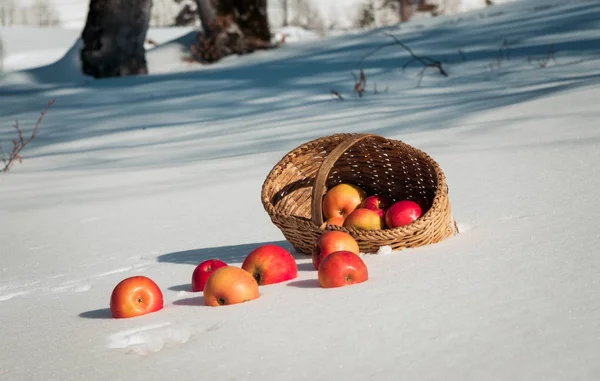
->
[261,133,458,254]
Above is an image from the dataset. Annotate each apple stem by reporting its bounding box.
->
[345,274,352,283]
[218,298,225,305]
[253,272,262,285]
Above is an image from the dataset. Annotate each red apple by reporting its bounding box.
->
[385,200,423,228]
[191,259,228,292]
[110,276,164,319]
[343,208,385,230]
[241,244,298,285]
[203,266,260,306]
[360,195,392,218]
[322,183,366,220]
[312,231,360,270]
[318,251,369,288]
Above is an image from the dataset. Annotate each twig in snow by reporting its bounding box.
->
[485,39,510,70]
[352,69,367,97]
[359,32,448,87]
[373,83,389,94]
[1,99,55,173]
[537,45,557,68]
[331,90,344,101]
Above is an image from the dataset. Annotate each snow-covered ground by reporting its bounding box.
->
[1,0,600,380]
[0,26,196,72]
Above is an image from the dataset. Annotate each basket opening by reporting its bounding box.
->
[264,135,439,220]
[322,139,438,214]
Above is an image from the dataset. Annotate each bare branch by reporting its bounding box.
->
[402,57,418,70]
[486,39,512,70]
[1,99,55,173]
[359,42,395,66]
[0,143,6,166]
[352,69,367,97]
[13,121,24,145]
[359,32,448,87]
[382,32,448,76]
[530,45,557,69]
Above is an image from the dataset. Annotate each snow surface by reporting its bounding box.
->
[0,26,196,73]
[1,0,600,380]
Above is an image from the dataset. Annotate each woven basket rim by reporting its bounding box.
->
[261,133,449,236]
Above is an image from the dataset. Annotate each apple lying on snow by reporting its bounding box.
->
[322,183,366,221]
[191,259,228,292]
[242,244,298,285]
[203,266,260,306]
[110,276,164,318]
[385,200,423,228]
[312,231,360,270]
[318,250,369,288]
[343,208,385,230]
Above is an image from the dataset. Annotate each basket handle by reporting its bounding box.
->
[311,133,378,226]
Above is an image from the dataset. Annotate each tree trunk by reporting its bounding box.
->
[80,0,152,78]
[196,0,217,36]
[193,0,273,63]
[220,0,270,42]
[400,0,412,22]
[282,0,289,27]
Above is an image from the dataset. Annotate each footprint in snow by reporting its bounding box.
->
[106,322,192,355]
[51,282,92,294]
[0,291,29,301]
[0,280,41,301]
[94,267,134,277]
[94,263,152,278]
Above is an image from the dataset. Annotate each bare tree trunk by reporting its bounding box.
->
[400,0,412,22]
[219,0,270,41]
[192,0,273,63]
[196,0,217,36]
[282,0,289,27]
[80,0,152,78]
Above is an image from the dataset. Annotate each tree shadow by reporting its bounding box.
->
[79,308,112,319]
[287,279,321,289]
[4,0,600,191]
[157,240,298,266]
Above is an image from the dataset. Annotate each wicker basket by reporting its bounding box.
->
[261,133,458,254]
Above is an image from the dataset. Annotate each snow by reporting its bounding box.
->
[0,26,196,74]
[376,245,394,255]
[1,0,600,380]
[0,27,80,71]
[273,26,322,43]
